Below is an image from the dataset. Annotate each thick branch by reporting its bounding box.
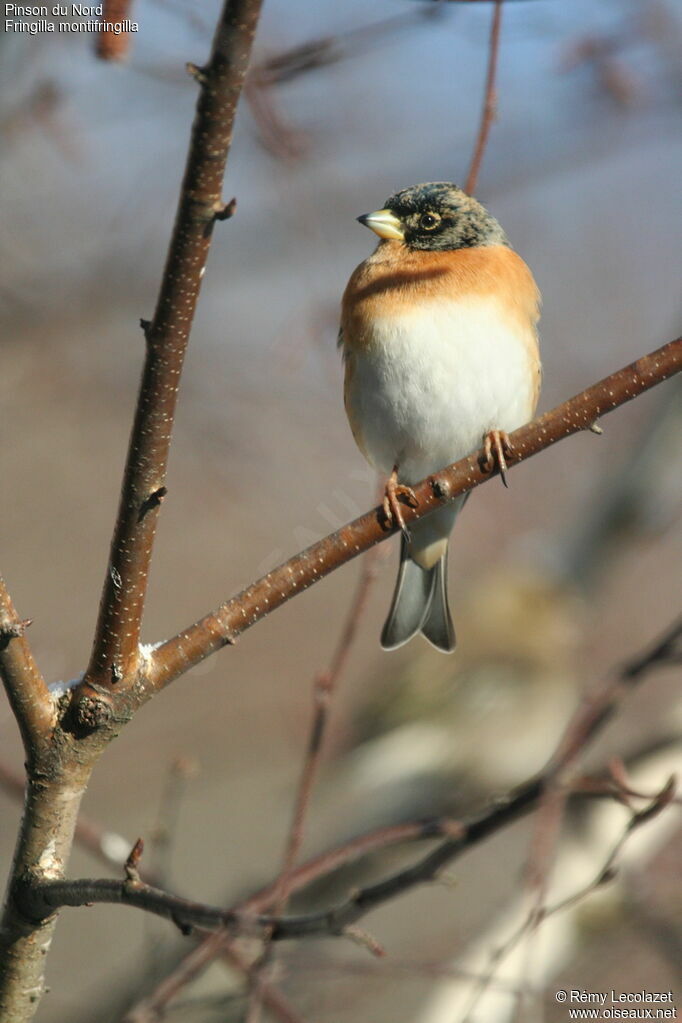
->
[0,769,94,1022]
[83,0,264,694]
[1,5,265,1020]
[0,575,53,755]
[147,339,681,693]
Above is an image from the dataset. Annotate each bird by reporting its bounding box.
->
[339,182,541,653]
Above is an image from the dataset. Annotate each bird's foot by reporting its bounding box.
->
[382,467,417,539]
[480,429,513,488]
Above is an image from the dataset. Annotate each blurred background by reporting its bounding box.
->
[1,0,681,1020]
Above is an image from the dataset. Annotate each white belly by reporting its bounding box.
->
[346,296,537,484]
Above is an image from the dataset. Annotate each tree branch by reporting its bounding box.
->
[27,616,681,943]
[121,819,466,1023]
[146,339,681,694]
[0,575,53,756]
[81,0,264,697]
[465,0,503,195]
[123,938,310,1023]
[1,4,265,1019]
[17,819,467,936]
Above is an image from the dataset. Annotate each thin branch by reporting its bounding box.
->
[240,819,464,914]
[96,0,135,61]
[247,0,539,91]
[275,542,382,908]
[225,943,310,1023]
[0,574,53,754]
[146,339,682,694]
[123,940,310,1023]
[251,9,444,88]
[548,615,682,771]
[22,819,465,941]
[465,0,503,195]
[148,756,198,888]
[27,616,681,943]
[122,817,467,1021]
[461,776,678,1023]
[257,614,681,941]
[501,613,682,1007]
[81,0,264,698]
[247,543,381,1019]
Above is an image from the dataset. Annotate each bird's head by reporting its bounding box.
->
[357,182,507,251]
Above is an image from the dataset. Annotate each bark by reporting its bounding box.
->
[0,759,93,1022]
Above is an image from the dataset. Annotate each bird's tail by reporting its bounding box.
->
[380,535,455,653]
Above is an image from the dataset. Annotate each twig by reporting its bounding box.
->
[504,614,682,1013]
[79,0,264,700]
[470,617,682,1012]
[240,818,465,915]
[146,339,682,694]
[465,0,503,195]
[124,940,309,1023]
[226,943,310,1023]
[27,616,681,942]
[275,542,382,908]
[247,543,381,1019]
[251,9,444,88]
[0,575,53,757]
[244,74,308,161]
[462,771,678,1022]
[96,0,135,62]
[148,756,198,888]
[549,615,682,771]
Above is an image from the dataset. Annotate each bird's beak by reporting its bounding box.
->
[357,208,404,240]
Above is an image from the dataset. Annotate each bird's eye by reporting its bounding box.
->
[419,212,440,230]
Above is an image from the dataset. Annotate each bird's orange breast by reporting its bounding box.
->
[341,241,541,410]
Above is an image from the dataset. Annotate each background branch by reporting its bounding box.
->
[28,616,681,945]
[247,542,382,1019]
[465,0,503,195]
[96,0,135,62]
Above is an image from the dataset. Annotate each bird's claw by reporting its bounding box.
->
[481,430,514,488]
[382,468,417,539]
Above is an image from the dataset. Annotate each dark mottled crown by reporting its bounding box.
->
[385,182,508,251]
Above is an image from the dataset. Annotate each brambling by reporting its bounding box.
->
[339,183,541,652]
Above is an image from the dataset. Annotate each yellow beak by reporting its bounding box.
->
[357,208,404,241]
